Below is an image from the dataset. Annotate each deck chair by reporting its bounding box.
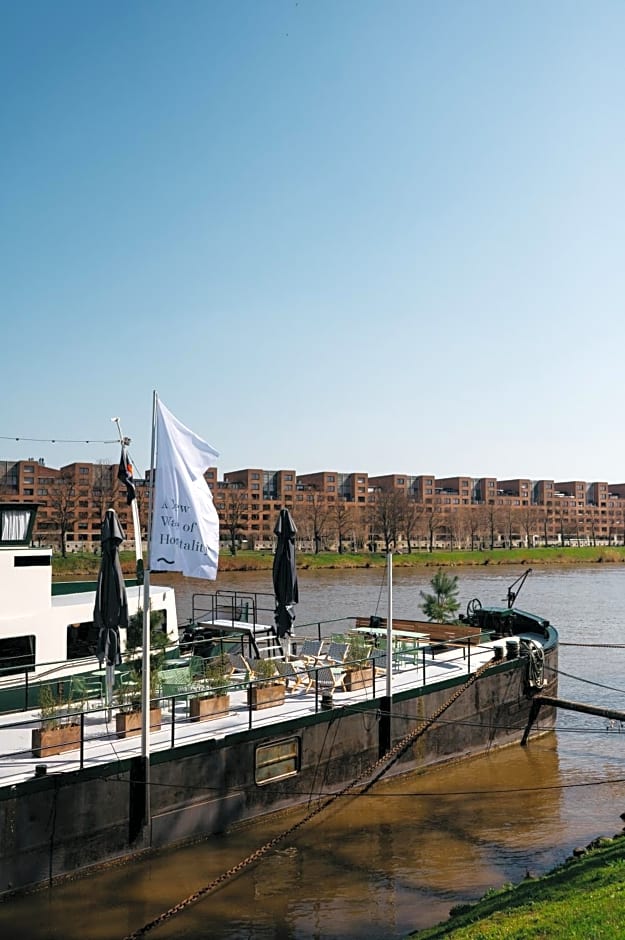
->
[296,639,325,665]
[249,659,279,679]
[369,648,389,673]
[189,654,206,679]
[275,659,313,692]
[161,665,193,697]
[324,641,349,665]
[69,674,103,711]
[228,651,254,677]
[313,665,346,693]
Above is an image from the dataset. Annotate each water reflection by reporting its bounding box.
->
[3,566,625,938]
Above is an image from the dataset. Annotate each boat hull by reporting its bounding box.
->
[0,640,557,899]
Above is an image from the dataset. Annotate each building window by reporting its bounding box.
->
[285,474,293,481]
[255,737,300,785]
[251,473,260,480]
[327,476,335,482]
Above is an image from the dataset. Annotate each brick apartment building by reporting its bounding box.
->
[2,458,625,552]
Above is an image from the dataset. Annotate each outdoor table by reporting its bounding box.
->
[355,625,429,666]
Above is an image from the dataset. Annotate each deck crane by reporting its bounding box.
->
[506,568,532,608]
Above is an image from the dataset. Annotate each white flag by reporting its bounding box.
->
[150,400,220,579]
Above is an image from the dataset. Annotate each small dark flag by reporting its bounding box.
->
[118,445,136,505]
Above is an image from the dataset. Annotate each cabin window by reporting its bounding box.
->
[14,555,50,568]
[1,509,32,543]
[0,635,36,677]
[67,621,98,660]
[255,737,300,785]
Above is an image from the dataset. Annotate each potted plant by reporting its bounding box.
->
[189,655,231,722]
[115,652,163,739]
[247,658,286,710]
[32,683,81,757]
[343,634,375,691]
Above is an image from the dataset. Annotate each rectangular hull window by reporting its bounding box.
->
[255,737,300,785]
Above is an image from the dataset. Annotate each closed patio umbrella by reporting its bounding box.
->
[94,508,128,716]
[272,508,299,639]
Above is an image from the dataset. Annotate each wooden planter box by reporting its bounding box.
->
[115,707,162,739]
[32,723,81,758]
[189,693,230,722]
[247,683,286,711]
[343,667,375,691]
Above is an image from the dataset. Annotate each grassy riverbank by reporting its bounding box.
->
[412,834,625,939]
[51,545,625,579]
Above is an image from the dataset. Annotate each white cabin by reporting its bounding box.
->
[0,504,178,698]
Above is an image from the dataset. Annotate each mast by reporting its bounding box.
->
[140,391,158,837]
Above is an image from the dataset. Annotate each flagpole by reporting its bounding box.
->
[112,417,143,598]
[141,390,158,839]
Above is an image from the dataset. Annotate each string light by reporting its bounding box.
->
[0,435,118,445]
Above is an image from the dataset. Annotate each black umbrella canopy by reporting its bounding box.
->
[94,508,128,667]
[272,508,299,638]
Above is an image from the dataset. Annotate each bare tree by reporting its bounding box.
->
[92,461,117,521]
[482,503,503,550]
[301,492,330,553]
[445,510,465,550]
[518,505,542,548]
[330,500,353,554]
[49,470,76,557]
[498,505,522,549]
[370,490,404,553]
[349,504,370,551]
[222,484,248,555]
[421,507,444,552]
[461,506,482,551]
[399,494,423,554]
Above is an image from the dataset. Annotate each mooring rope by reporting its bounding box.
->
[123,654,495,939]
[560,642,625,648]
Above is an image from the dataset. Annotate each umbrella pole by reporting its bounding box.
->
[378,551,393,758]
[106,663,115,722]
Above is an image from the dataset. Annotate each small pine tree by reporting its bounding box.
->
[419,570,460,622]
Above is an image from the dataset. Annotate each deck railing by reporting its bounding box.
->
[0,636,503,785]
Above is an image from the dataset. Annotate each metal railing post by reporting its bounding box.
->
[79,711,85,769]
[170,696,176,747]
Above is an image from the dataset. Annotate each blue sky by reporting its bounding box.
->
[2,1,625,483]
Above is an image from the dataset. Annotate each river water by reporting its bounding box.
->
[3,565,625,939]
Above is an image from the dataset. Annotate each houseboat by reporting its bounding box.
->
[0,513,558,900]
